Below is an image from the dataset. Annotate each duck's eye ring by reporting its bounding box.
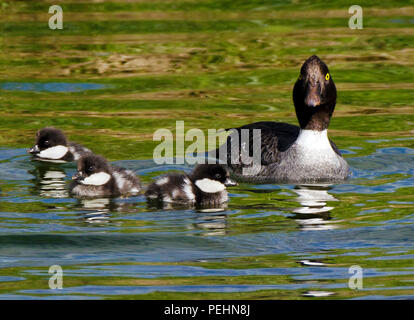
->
[215,173,221,179]
[88,166,95,172]
[325,73,330,81]
[298,74,302,80]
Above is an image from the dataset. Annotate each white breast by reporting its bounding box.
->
[296,129,331,150]
[294,129,341,165]
[37,145,68,160]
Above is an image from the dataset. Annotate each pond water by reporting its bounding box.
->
[0,0,413,299]
[0,142,413,299]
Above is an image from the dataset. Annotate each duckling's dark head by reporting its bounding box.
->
[28,127,68,154]
[72,154,112,184]
[191,164,237,187]
[293,55,337,130]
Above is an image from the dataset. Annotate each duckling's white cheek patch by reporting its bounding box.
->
[195,178,225,193]
[81,172,111,186]
[37,145,68,159]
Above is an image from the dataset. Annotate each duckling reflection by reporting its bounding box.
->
[146,200,229,236]
[28,162,68,198]
[190,207,228,236]
[75,197,138,224]
[146,200,191,211]
[146,199,229,212]
[79,198,111,224]
[291,184,338,231]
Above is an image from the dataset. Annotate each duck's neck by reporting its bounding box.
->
[296,104,333,131]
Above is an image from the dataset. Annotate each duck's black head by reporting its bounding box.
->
[293,55,337,130]
[72,154,112,185]
[190,164,237,187]
[28,127,68,154]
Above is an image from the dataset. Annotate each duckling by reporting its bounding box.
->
[70,154,141,197]
[213,55,349,183]
[28,127,91,162]
[145,164,236,206]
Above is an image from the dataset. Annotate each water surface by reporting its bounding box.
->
[0,144,413,299]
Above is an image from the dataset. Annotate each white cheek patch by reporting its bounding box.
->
[37,145,69,160]
[195,178,225,193]
[81,172,111,186]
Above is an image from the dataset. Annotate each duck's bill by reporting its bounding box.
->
[72,172,84,181]
[305,86,321,107]
[28,145,40,154]
[224,178,237,186]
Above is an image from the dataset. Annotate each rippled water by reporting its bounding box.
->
[0,82,107,93]
[0,143,413,299]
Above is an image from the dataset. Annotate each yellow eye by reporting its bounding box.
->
[298,74,302,80]
[325,73,330,81]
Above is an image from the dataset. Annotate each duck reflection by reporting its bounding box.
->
[28,162,69,198]
[291,184,338,231]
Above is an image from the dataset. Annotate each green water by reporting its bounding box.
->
[0,0,413,299]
